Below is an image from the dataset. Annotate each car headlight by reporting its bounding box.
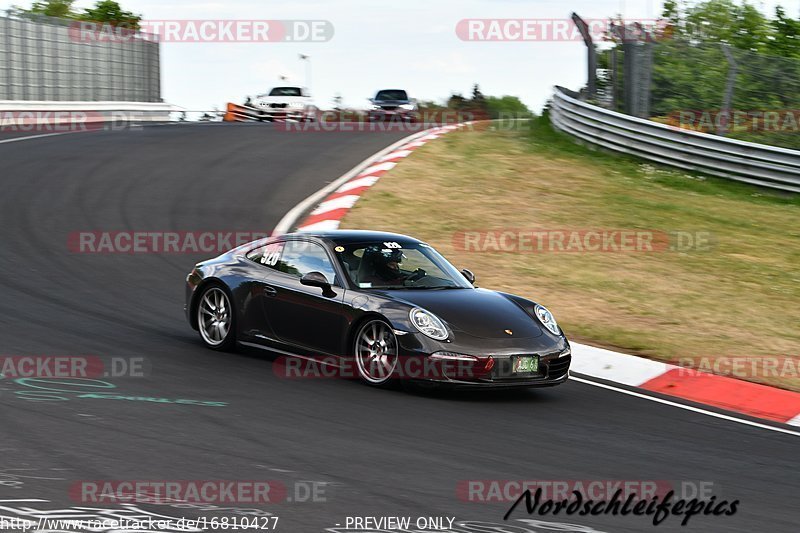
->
[370,104,380,110]
[534,304,560,335]
[289,101,305,109]
[399,104,415,110]
[409,308,449,341]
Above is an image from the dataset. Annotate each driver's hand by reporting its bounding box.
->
[408,268,426,282]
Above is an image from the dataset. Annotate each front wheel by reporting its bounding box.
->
[197,285,236,351]
[354,319,398,386]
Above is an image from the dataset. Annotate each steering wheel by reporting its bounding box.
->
[406,268,427,283]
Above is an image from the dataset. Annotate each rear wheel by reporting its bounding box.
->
[197,285,236,351]
[354,319,398,386]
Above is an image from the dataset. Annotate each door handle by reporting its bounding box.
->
[263,285,277,297]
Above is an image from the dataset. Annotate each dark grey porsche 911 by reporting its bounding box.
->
[185,230,571,388]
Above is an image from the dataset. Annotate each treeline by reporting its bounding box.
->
[606,1,800,148]
[12,0,142,29]
[658,0,800,58]
[419,84,532,119]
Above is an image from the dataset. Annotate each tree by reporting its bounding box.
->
[682,0,770,51]
[485,96,532,119]
[768,6,800,58]
[15,0,141,29]
[471,84,486,106]
[447,93,468,110]
[26,0,75,17]
[81,0,141,29]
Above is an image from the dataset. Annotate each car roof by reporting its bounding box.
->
[285,230,423,246]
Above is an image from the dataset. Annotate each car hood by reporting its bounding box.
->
[384,288,544,339]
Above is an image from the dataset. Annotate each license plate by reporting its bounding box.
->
[513,356,538,374]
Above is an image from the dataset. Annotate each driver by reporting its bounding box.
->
[361,247,425,286]
[369,248,406,284]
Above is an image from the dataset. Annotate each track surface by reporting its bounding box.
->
[0,123,796,532]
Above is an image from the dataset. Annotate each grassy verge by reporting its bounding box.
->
[340,117,800,391]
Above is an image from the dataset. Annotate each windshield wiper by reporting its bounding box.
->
[365,285,463,290]
[404,285,462,290]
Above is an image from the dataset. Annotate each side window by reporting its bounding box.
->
[278,241,338,285]
[246,242,284,270]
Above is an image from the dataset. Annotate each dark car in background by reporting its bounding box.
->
[185,230,570,388]
[368,89,419,122]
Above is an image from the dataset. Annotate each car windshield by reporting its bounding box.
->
[269,87,303,96]
[375,90,408,101]
[334,241,472,290]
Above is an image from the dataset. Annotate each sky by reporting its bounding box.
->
[3,0,799,114]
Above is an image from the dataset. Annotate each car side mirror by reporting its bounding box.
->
[461,268,475,284]
[301,271,336,296]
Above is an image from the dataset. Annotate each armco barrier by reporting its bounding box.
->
[0,101,174,126]
[550,86,800,193]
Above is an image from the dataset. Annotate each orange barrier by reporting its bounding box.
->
[223,102,261,122]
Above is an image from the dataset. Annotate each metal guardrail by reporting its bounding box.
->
[550,86,800,193]
[0,101,175,124]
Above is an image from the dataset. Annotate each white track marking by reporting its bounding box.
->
[297,219,343,232]
[571,342,671,386]
[0,131,80,145]
[309,195,361,215]
[570,375,800,437]
[335,175,381,193]
[355,161,397,177]
[378,149,413,161]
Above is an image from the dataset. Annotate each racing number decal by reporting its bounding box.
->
[383,242,401,249]
[262,251,280,266]
[261,243,283,266]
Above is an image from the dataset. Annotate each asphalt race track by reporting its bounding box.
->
[0,123,797,533]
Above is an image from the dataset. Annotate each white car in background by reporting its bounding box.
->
[247,86,317,122]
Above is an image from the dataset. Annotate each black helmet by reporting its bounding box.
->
[364,246,404,280]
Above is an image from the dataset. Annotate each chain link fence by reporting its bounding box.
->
[599,34,800,150]
[0,12,160,102]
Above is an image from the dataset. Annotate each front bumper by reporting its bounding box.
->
[368,109,417,121]
[393,331,571,388]
[255,107,310,121]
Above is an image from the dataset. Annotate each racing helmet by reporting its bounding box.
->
[363,246,404,281]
